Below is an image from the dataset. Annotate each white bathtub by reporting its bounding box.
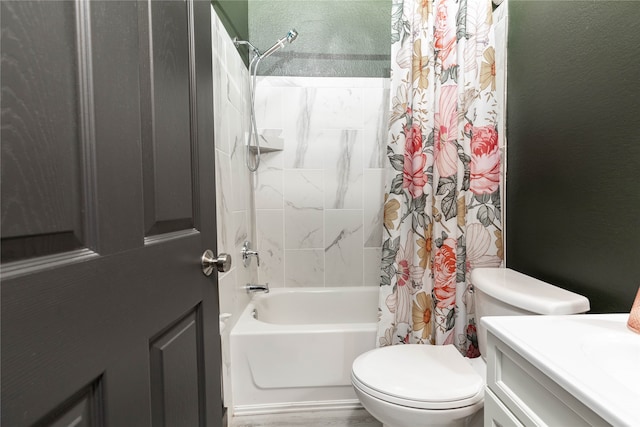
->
[230,287,378,415]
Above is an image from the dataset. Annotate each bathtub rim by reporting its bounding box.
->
[231,286,379,335]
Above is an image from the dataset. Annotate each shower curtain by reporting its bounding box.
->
[378,0,503,356]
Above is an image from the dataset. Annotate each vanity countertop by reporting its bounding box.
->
[482,313,640,426]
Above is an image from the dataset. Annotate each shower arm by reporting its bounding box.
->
[234,29,298,61]
[233,38,261,58]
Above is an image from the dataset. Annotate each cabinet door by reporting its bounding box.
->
[487,332,609,427]
[485,389,525,427]
[1,1,222,426]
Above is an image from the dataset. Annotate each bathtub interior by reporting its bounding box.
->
[252,287,378,324]
[229,287,379,415]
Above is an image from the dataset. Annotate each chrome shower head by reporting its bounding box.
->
[286,29,298,43]
[259,29,299,60]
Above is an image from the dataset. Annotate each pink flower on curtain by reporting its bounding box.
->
[393,230,426,289]
[470,126,500,194]
[397,258,411,287]
[433,237,457,308]
[434,85,458,178]
[403,123,428,198]
[434,1,456,70]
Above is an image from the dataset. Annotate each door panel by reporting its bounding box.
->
[88,0,145,255]
[0,1,85,261]
[1,1,222,426]
[150,309,204,427]
[140,0,195,237]
[36,379,104,427]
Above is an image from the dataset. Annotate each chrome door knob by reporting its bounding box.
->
[201,250,232,276]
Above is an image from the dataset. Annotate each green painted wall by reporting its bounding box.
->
[212,0,249,65]
[506,0,640,312]
[248,0,391,77]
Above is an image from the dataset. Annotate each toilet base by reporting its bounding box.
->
[354,385,483,427]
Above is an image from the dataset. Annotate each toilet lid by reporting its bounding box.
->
[351,344,484,410]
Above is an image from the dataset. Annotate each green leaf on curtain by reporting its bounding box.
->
[456,0,469,41]
[458,151,471,165]
[457,268,466,284]
[390,1,404,44]
[413,194,427,212]
[382,235,400,253]
[449,65,459,83]
[434,231,448,250]
[459,151,471,191]
[381,272,391,287]
[477,204,496,227]
[380,253,393,271]
[389,154,405,172]
[381,236,400,274]
[425,129,435,147]
[381,264,395,287]
[491,189,501,208]
[461,169,470,191]
[475,193,491,204]
[401,21,411,46]
[456,237,466,283]
[437,176,456,196]
[387,236,399,249]
[413,194,428,230]
[446,308,456,331]
[390,173,404,195]
[442,194,457,221]
[437,176,457,221]
[439,65,459,84]
[440,68,449,84]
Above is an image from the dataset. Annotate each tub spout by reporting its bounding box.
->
[245,283,269,294]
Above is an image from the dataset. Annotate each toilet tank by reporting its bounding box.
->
[471,268,590,358]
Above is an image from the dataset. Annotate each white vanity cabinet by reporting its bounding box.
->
[482,314,640,427]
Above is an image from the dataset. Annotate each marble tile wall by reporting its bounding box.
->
[254,77,389,288]
[211,7,258,413]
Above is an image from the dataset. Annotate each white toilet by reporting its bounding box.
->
[351,268,590,427]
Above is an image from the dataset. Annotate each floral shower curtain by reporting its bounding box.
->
[378,0,503,356]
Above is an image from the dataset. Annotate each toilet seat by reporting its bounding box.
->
[351,344,484,410]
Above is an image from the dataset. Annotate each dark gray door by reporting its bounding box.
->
[1,1,223,426]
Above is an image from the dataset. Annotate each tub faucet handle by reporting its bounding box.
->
[245,283,269,293]
[241,240,260,267]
